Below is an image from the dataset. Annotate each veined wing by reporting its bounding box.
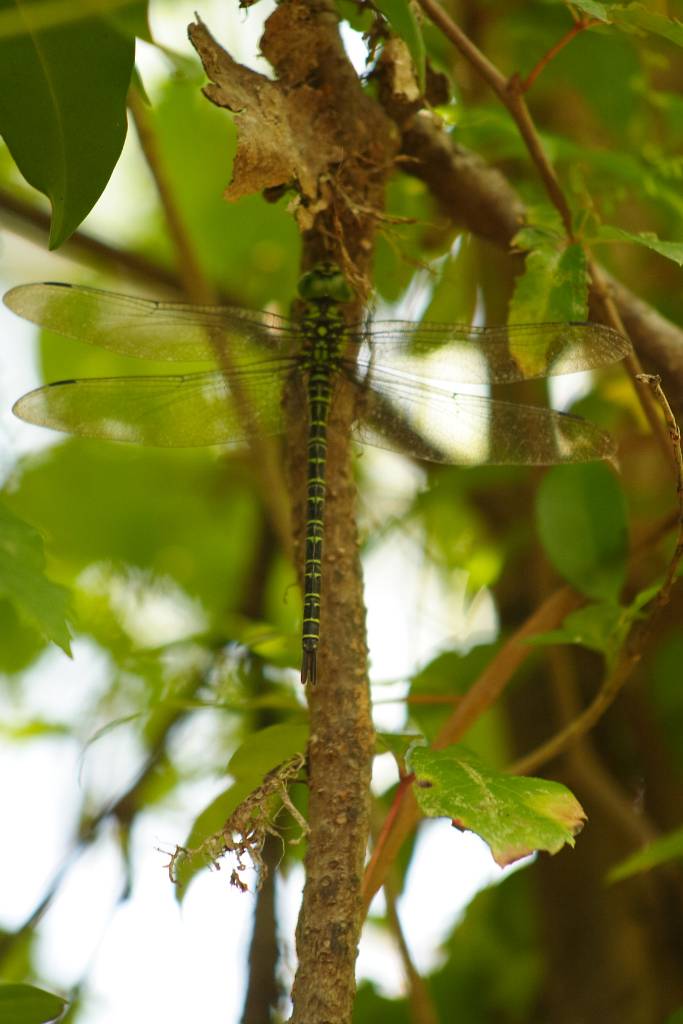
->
[354,320,630,385]
[12,364,290,447]
[353,371,616,465]
[3,283,299,363]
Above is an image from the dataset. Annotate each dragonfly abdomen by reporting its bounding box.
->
[301,367,333,686]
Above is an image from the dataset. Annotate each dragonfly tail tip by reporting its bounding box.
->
[301,649,317,686]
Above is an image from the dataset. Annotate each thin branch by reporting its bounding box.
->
[0,185,182,292]
[128,81,292,559]
[383,877,439,1024]
[588,268,674,467]
[433,587,581,750]
[240,835,282,1024]
[509,647,639,776]
[544,634,658,847]
[128,88,215,306]
[413,0,673,460]
[520,18,600,92]
[636,375,683,604]
[510,376,683,776]
[361,585,581,912]
[0,690,191,969]
[414,0,572,232]
[362,505,680,913]
[396,118,683,406]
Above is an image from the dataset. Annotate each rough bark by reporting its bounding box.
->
[256,4,396,1021]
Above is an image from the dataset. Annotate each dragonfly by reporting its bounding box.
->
[4,264,630,685]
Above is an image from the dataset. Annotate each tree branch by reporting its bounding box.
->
[383,876,439,1024]
[128,87,216,306]
[0,185,182,292]
[409,0,675,457]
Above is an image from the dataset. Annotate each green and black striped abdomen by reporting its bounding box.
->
[300,365,333,685]
[295,264,353,686]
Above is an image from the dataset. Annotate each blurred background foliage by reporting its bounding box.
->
[1,0,682,1022]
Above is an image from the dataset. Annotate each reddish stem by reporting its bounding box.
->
[521,18,600,92]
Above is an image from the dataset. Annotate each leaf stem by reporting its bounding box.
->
[520,18,600,93]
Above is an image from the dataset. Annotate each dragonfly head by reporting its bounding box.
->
[298,263,353,304]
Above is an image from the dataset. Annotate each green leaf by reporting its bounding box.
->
[527,601,625,661]
[0,0,135,247]
[535,463,628,602]
[0,983,66,1024]
[227,722,309,784]
[565,0,609,19]
[528,582,657,662]
[610,4,683,47]
[335,0,375,35]
[596,225,683,267]
[106,1,151,41]
[6,443,262,619]
[665,1010,683,1024]
[509,242,589,325]
[374,0,426,91]
[0,502,71,654]
[376,732,423,759]
[548,0,683,43]
[607,825,683,883]
[0,598,47,672]
[408,745,585,867]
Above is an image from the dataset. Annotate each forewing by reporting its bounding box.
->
[358,320,631,384]
[353,372,616,465]
[3,283,298,362]
[12,366,287,448]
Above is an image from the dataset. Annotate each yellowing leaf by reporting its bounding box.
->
[408,745,585,867]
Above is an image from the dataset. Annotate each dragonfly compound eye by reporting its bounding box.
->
[298,264,353,304]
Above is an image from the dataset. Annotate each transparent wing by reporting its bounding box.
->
[353,372,616,465]
[355,320,631,384]
[3,283,299,363]
[12,365,290,447]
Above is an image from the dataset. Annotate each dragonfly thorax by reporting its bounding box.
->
[299,309,347,374]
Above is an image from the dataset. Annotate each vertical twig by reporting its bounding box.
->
[383,877,440,1024]
[128,87,216,306]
